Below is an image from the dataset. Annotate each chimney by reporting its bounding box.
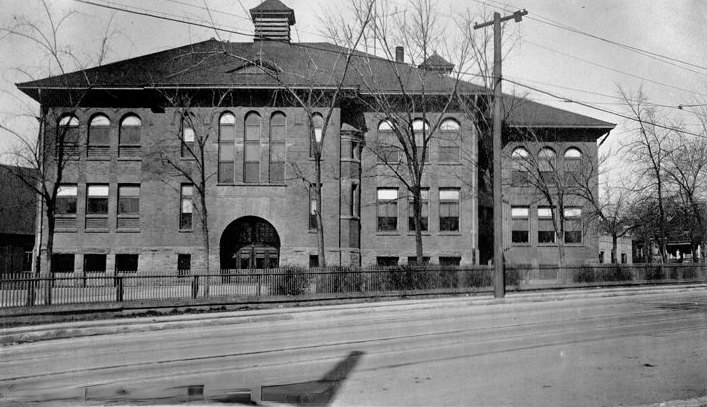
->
[395,46,404,63]
[250,0,296,42]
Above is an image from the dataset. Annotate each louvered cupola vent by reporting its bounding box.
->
[250,0,296,43]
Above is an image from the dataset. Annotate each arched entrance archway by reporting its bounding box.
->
[220,216,280,269]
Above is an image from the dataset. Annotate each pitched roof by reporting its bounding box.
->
[16,38,614,130]
[16,39,482,92]
[505,97,614,129]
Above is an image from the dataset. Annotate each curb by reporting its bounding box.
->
[2,284,705,346]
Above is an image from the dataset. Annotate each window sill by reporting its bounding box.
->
[438,232,462,236]
[117,157,142,161]
[87,157,111,161]
[216,183,287,187]
[85,228,110,233]
[407,232,431,236]
[178,229,193,233]
[511,243,532,247]
[376,231,400,236]
[438,162,462,166]
[537,243,558,246]
[116,228,140,233]
[341,158,361,163]
[56,228,77,233]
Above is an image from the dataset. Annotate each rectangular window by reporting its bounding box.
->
[309,254,319,268]
[309,186,319,230]
[439,256,461,266]
[351,183,359,217]
[181,127,195,158]
[83,254,106,273]
[408,189,429,232]
[377,188,398,232]
[115,254,139,273]
[439,189,460,232]
[621,253,627,264]
[56,185,77,215]
[180,184,193,230]
[86,184,109,229]
[407,256,430,266]
[564,207,582,244]
[87,184,109,214]
[51,253,74,273]
[511,206,529,244]
[117,184,140,229]
[376,256,398,267]
[177,254,191,276]
[599,251,605,264]
[538,206,556,244]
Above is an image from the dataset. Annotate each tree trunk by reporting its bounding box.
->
[200,191,210,297]
[413,187,424,265]
[611,233,618,264]
[43,210,54,305]
[316,151,326,268]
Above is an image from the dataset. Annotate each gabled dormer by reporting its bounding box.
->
[250,0,296,43]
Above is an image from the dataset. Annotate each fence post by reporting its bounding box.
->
[44,275,52,306]
[191,275,199,299]
[25,277,36,307]
[257,273,262,297]
[116,277,124,302]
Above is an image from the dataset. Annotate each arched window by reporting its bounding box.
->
[309,113,323,158]
[377,120,398,163]
[378,120,394,131]
[57,115,80,159]
[88,114,110,158]
[511,147,530,186]
[244,112,261,183]
[119,114,141,158]
[564,147,583,183]
[539,147,557,184]
[269,112,286,183]
[439,119,460,163]
[218,112,236,184]
[412,119,429,161]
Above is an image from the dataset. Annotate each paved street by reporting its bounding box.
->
[1,289,706,406]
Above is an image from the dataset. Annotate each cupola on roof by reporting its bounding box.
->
[250,0,296,42]
[418,52,455,74]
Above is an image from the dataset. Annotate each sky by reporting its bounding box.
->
[1,0,705,183]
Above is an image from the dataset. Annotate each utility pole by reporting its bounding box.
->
[474,9,527,298]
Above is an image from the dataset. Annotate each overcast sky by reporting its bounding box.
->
[1,0,705,180]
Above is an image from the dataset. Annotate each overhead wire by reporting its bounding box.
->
[73,0,706,138]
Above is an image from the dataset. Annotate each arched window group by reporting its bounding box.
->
[510,145,583,186]
[218,111,287,184]
[57,112,142,160]
[376,117,460,163]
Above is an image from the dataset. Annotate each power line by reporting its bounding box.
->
[73,0,707,135]
[468,0,707,74]
[504,78,707,139]
[524,40,707,98]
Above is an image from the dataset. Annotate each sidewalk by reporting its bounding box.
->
[2,283,705,346]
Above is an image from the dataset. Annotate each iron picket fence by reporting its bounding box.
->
[1,263,705,309]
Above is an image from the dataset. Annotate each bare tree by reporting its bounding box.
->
[351,0,473,265]
[196,1,376,268]
[619,86,674,262]
[662,128,707,262]
[0,2,116,303]
[144,90,230,287]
